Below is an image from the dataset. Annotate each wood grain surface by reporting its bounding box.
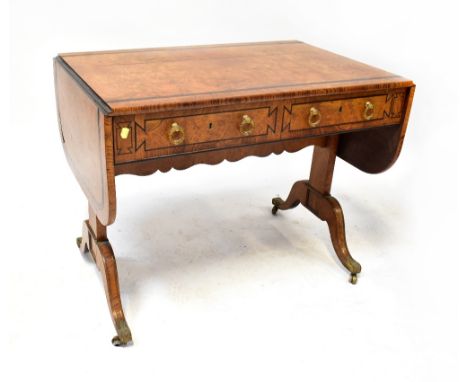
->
[58,41,413,115]
[54,60,116,225]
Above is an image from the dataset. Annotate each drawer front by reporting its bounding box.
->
[114,106,279,164]
[281,91,406,137]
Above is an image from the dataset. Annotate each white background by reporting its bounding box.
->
[3,1,466,381]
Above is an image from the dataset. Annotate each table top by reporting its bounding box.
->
[57,40,413,115]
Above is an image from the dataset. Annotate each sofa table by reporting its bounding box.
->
[54,41,415,346]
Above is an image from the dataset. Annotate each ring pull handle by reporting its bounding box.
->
[168,122,185,145]
[308,107,321,127]
[240,114,255,136]
[363,101,374,120]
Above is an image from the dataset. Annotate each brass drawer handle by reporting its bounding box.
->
[240,114,255,136]
[363,101,374,120]
[168,122,185,145]
[308,107,321,127]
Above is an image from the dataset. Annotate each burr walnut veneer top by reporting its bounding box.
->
[58,41,412,115]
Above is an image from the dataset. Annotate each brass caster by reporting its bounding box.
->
[271,197,283,215]
[111,320,133,346]
[350,273,358,285]
[76,237,82,248]
[112,335,132,347]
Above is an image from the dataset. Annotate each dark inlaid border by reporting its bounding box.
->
[55,56,112,114]
[107,75,400,104]
[60,40,302,57]
[137,106,277,153]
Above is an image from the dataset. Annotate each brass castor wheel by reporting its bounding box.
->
[112,321,133,346]
[76,237,82,248]
[350,273,358,285]
[112,335,130,347]
[111,331,133,347]
[271,197,283,215]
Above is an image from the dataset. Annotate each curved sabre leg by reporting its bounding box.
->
[271,136,362,284]
[272,180,308,215]
[95,240,133,346]
[76,211,133,346]
[314,194,362,284]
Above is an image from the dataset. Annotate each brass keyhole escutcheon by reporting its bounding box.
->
[308,107,321,127]
[168,122,185,145]
[363,101,374,120]
[240,114,255,136]
[120,126,131,140]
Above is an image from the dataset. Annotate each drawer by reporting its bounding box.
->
[283,92,406,136]
[113,106,278,164]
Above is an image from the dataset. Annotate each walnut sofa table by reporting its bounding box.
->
[54,41,415,346]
